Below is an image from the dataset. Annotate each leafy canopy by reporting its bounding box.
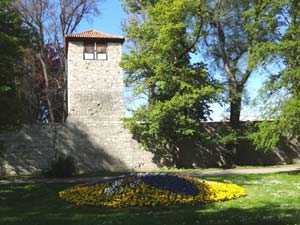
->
[0,0,30,128]
[244,0,300,149]
[121,0,220,166]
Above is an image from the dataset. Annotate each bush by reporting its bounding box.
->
[43,154,76,178]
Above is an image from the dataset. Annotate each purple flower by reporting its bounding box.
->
[85,173,199,196]
[140,174,198,196]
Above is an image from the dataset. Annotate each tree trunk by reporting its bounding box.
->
[229,83,243,124]
[224,82,244,168]
[229,95,242,124]
[169,144,184,169]
[62,54,67,122]
[38,53,55,122]
[63,70,67,122]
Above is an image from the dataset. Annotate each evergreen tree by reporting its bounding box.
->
[0,0,30,128]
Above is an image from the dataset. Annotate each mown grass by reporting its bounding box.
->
[1,164,299,180]
[0,172,300,225]
[159,163,300,173]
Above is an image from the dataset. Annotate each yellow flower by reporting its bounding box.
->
[58,175,246,208]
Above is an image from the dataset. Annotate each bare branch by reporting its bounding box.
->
[14,0,102,122]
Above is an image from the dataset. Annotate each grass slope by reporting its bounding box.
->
[0,172,299,225]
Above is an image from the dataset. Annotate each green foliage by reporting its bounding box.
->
[215,124,238,146]
[42,154,76,178]
[121,0,220,167]
[0,0,28,87]
[245,0,300,150]
[0,0,30,129]
[250,121,281,151]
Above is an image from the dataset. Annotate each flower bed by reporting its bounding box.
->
[59,174,246,208]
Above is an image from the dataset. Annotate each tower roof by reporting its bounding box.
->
[65,30,125,43]
[64,30,125,56]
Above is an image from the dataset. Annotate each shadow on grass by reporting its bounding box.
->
[0,181,300,225]
[201,171,300,186]
[286,170,300,176]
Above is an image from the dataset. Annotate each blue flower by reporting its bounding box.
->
[140,174,199,196]
[86,173,198,196]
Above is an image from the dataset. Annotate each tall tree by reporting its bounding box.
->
[245,0,300,150]
[124,0,266,125]
[122,0,272,167]
[201,0,257,124]
[121,0,220,167]
[0,0,31,128]
[16,0,101,122]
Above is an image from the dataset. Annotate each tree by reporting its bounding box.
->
[0,0,31,128]
[124,0,269,125]
[244,0,300,150]
[15,0,101,122]
[121,0,220,167]
[200,0,260,124]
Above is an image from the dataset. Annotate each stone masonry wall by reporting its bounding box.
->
[1,122,299,175]
[0,125,57,175]
[67,42,125,120]
[0,123,156,175]
[65,40,157,172]
[1,40,299,175]
[0,40,157,175]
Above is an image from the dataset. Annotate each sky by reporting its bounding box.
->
[78,0,125,36]
[77,0,271,121]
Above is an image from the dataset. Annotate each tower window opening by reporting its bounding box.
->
[84,42,107,60]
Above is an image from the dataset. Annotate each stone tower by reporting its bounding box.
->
[64,30,156,172]
[65,30,125,125]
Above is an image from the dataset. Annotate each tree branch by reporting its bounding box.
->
[240,65,252,86]
[177,21,203,64]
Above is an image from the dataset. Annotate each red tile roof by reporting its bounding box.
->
[64,30,124,55]
[65,30,124,43]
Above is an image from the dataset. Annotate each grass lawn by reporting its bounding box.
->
[0,172,299,225]
[1,164,299,181]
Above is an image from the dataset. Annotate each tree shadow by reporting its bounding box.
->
[0,182,299,225]
[0,122,128,175]
[236,136,300,166]
[171,122,300,168]
[286,170,300,176]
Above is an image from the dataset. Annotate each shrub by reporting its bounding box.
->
[43,154,76,178]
